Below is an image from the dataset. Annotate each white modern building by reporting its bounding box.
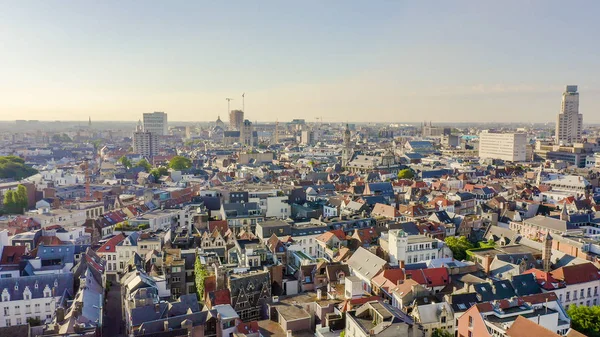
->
[556,85,582,145]
[478,130,527,162]
[387,230,441,266]
[143,111,168,136]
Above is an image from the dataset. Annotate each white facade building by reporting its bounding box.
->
[478,131,527,162]
[265,196,291,219]
[387,231,441,266]
[0,273,73,327]
[556,85,582,145]
[143,111,168,136]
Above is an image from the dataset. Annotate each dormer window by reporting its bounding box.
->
[14,284,18,291]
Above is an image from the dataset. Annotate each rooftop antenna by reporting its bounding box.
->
[242,93,245,112]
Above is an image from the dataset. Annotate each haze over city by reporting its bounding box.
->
[2,1,600,123]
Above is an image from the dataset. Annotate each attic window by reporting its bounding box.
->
[14,284,18,291]
[457,303,467,310]
[34,282,38,289]
[105,246,110,250]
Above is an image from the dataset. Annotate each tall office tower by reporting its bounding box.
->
[133,120,159,157]
[143,111,168,136]
[555,85,582,145]
[229,110,244,130]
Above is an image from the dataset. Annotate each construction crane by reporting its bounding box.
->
[225,98,234,115]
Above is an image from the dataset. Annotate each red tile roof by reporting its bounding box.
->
[0,246,26,264]
[96,233,126,253]
[372,269,405,292]
[522,268,565,290]
[236,321,260,334]
[37,236,65,246]
[550,263,600,285]
[353,227,378,244]
[506,315,561,337]
[405,267,449,287]
[208,220,229,234]
[8,216,41,229]
[210,289,231,306]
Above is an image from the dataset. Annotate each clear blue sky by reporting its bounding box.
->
[1,1,599,123]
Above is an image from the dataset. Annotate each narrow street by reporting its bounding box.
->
[103,282,125,337]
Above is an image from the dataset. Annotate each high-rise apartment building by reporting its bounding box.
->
[133,120,159,157]
[478,130,527,162]
[143,111,168,136]
[229,110,244,130]
[555,85,582,145]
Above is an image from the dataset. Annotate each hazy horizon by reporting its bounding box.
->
[2,1,600,123]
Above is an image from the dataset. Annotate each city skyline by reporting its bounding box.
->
[2,1,600,122]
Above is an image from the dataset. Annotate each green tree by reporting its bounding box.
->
[26,317,42,327]
[3,190,17,213]
[0,156,37,180]
[168,156,192,170]
[397,168,415,179]
[16,184,28,212]
[150,167,169,180]
[567,305,600,337]
[136,159,152,172]
[195,256,209,302]
[444,236,474,261]
[118,156,132,169]
[432,329,453,337]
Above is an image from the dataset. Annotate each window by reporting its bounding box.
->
[566,291,571,301]
[26,305,31,314]
[468,316,473,327]
[5,319,10,327]
[588,288,592,297]
[3,307,8,316]
[14,306,20,314]
[441,316,447,324]
[35,303,40,313]
[581,289,585,298]
[24,294,30,300]
[16,318,21,325]
[172,277,181,283]
[45,303,50,312]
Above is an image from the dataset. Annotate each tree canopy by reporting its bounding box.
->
[3,184,28,214]
[567,305,600,337]
[397,168,415,179]
[150,167,169,180]
[136,159,152,172]
[444,236,474,261]
[0,156,38,180]
[168,156,192,170]
[195,256,209,302]
[118,156,132,169]
[431,329,453,337]
[51,134,72,143]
